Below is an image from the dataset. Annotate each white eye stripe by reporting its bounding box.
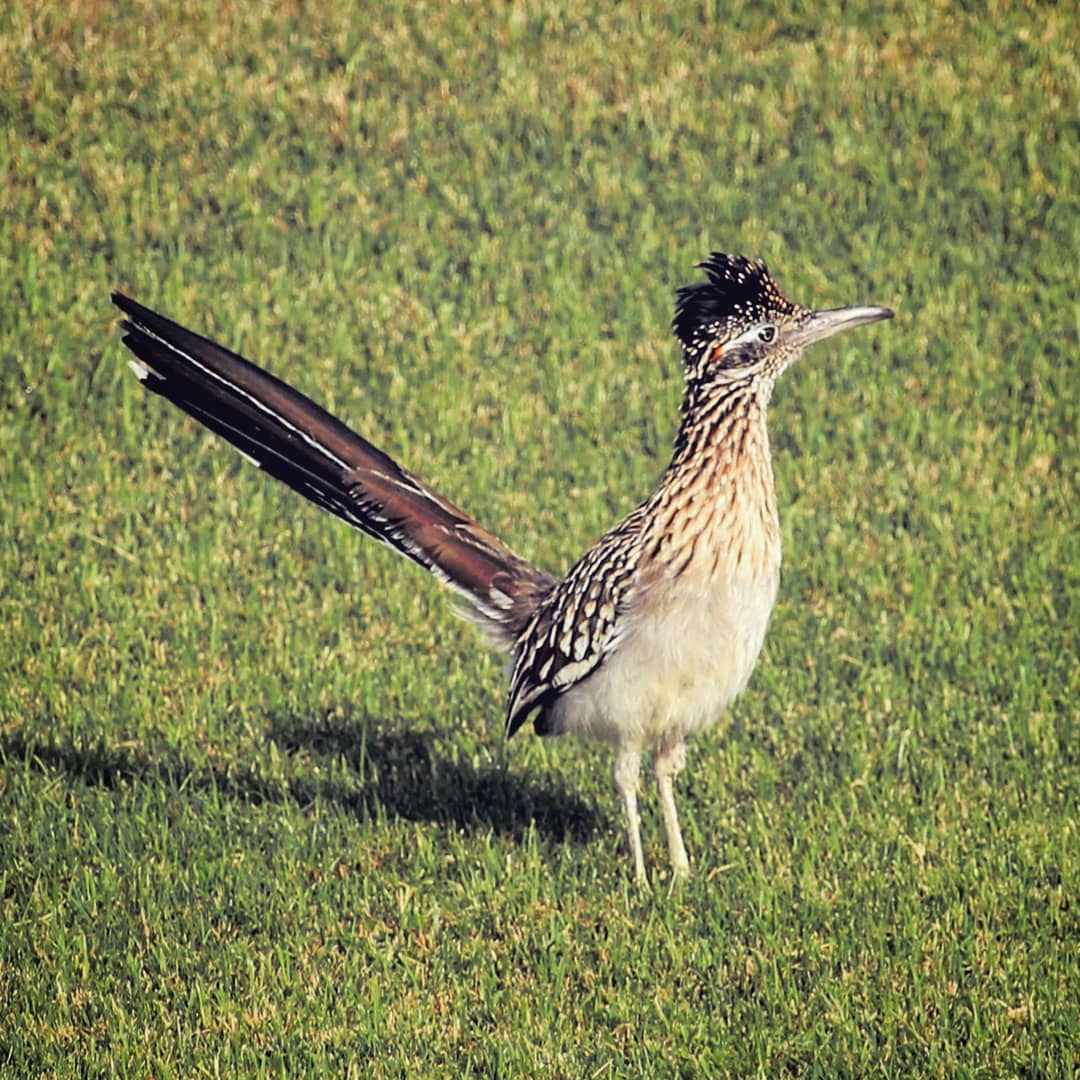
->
[724,321,777,350]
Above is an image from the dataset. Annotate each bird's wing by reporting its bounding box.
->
[503,509,647,736]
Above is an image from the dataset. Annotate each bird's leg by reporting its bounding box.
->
[654,737,690,878]
[613,747,647,883]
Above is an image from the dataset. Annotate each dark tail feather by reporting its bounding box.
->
[112,292,553,639]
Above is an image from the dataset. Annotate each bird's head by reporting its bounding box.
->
[673,253,892,388]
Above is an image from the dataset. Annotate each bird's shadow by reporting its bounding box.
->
[2,712,602,846]
[270,711,602,843]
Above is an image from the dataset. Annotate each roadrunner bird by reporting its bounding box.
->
[113,254,892,881]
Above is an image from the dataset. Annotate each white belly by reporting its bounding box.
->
[548,564,780,750]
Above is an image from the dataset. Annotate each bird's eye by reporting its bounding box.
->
[758,324,777,343]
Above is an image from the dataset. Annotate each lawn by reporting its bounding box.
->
[1,0,1076,1074]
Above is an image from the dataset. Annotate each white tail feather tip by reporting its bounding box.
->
[128,360,150,381]
[235,448,262,469]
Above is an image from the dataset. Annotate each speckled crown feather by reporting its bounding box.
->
[672,253,801,357]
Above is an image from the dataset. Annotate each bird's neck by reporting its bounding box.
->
[670,380,776,491]
[643,381,780,577]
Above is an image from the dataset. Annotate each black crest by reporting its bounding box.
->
[672,253,800,355]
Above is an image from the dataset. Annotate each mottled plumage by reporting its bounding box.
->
[113,254,892,881]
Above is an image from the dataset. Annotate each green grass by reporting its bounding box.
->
[1,0,1077,1074]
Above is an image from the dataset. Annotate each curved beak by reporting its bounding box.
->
[787,304,894,351]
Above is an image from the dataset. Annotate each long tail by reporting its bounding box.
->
[112,292,554,644]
